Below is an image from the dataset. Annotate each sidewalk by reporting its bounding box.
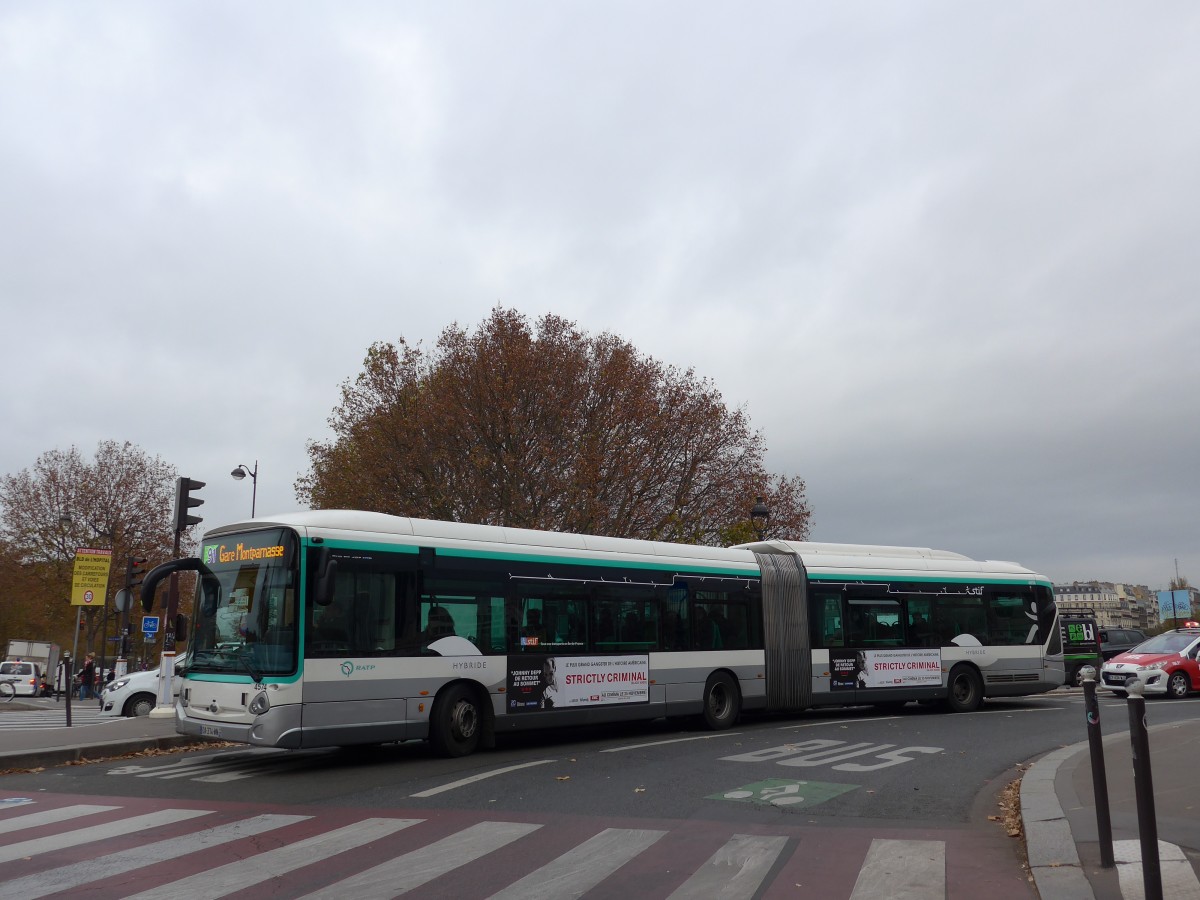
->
[1022,698,1200,899]
[0,698,210,771]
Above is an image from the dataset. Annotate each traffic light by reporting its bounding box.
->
[120,624,132,657]
[172,477,205,532]
[126,556,148,590]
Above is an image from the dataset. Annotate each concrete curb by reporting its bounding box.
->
[1022,740,1096,900]
[0,735,218,772]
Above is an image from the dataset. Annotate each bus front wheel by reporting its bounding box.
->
[430,684,482,757]
[945,665,983,713]
[702,672,740,730]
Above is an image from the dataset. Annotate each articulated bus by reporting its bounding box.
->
[167,511,1064,756]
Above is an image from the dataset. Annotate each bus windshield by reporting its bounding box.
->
[189,528,299,678]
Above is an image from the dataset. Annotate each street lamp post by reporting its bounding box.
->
[750,496,771,541]
[231,461,258,517]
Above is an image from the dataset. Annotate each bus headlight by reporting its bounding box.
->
[248,691,271,715]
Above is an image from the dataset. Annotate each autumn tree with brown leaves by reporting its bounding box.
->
[0,441,189,661]
[298,308,811,545]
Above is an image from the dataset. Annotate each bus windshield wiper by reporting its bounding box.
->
[235,649,263,684]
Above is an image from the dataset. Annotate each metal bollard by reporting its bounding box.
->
[1126,678,1161,900]
[62,652,72,728]
[1081,667,1114,867]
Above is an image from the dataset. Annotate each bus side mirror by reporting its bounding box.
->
[199,574,221,617]
[314,548,338,607]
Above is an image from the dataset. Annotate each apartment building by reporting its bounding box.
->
[1052,581,1153,629]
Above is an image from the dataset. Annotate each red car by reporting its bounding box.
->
[1100,627,1200,698]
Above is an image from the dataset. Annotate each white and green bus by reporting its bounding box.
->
[158,511,1063,756]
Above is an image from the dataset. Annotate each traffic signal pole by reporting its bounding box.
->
[152,533,181,715]
[117,555,147,679]
[151,476,204,717]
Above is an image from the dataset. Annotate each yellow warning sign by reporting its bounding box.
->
[71,547,112,607]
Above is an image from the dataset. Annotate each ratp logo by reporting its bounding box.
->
[340,661,377,677]
[203,545,219,565]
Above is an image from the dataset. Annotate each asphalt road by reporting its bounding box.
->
[6,690,1181,816]
[3,689,1198,898]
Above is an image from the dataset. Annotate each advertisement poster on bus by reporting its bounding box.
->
[507,655,649,711]
[830,648,942,690]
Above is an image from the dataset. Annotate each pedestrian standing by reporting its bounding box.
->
[79,653,96,700]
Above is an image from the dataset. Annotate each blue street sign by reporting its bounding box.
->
[142,615,160,635]
[1157,590,1192,623]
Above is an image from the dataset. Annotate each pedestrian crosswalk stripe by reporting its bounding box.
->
[666,834,789,899]
[0,709,110,729]
[0,813,310,900]
[488,827,668,900]
[0,801,1060,899]
[849,838,945,900]
[299,820,543,899]
[0,803,119,836]
[122,817,422,900]
[0,808,210,865]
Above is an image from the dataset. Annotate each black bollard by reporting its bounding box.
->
[62,652,72,727]
[1081,667,1114,867]
[1126,678,1161,900]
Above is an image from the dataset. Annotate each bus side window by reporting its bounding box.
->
[812,593,843,648]
[693,605,723,650]
[906,598,935,647]
[717,603,750,650]
[848,598,902,646]
[663,584,690,650]
[986,591,1031,645]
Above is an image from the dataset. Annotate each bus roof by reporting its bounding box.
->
[211,510,756,570]
[210,511,1047,584]
[739,539,1047,582]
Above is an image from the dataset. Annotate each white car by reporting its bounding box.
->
[0,661,43,697]
[99,666,181,717]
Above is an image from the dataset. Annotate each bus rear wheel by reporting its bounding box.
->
[702,672,740,730]
[945,665,983,713]
[430,684,482,757]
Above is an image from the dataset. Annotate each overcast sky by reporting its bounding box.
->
[2,3,1197,591]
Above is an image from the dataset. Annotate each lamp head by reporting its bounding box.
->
[750,496,770,537]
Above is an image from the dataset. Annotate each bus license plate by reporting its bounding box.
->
[201,725,220,737]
